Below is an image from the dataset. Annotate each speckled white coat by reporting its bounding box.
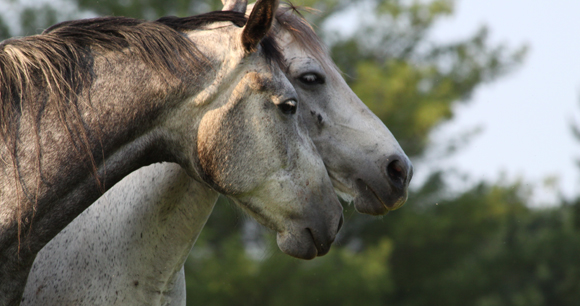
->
[23,163,215,306]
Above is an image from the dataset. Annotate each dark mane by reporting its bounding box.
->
[156,11,247,30]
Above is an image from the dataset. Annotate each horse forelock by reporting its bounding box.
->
[274,4,339,74]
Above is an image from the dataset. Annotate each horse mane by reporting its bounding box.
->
[0,11,282,243]
[274,4,339,74]
[0,10,284,170]
[0,11,283,152]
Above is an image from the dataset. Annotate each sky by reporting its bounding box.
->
[426,1,580,205]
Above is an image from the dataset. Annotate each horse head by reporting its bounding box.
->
[274,9,413,215]
[167,0,343,259]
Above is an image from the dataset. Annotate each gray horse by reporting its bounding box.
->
[22,2,412,305]
[0,0,344,304]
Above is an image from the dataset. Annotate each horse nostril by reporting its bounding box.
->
[387,158,407,187]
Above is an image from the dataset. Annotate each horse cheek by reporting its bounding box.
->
[197,109,228,193]
[197,107,255,195]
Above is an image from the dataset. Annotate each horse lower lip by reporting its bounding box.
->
[306,228,327,256]
[369,187,390,212]
[359,180,390,212]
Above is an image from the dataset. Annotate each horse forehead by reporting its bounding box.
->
[279,39,336,82]
[287,55,323,74]
[275,29,294,47]
[278,32,305,59]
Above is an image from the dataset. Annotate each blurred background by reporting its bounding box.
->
[3,0,579,305]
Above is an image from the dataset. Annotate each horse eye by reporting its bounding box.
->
[299,73,324,85]
[277,99,297,115]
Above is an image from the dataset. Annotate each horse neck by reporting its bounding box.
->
[109,163,218,279]
[23,163,218,305]
[0,52,206,304]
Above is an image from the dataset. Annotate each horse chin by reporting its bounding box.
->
[276,229,331,260]
[353,179,408,216]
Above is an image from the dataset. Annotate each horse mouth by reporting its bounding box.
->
[354,179,407,215]
[276,225,336,260]
[368,185,390,211]
[306,227,332,256]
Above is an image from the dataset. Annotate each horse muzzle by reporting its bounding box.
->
[276,202,344,259]
[353,154,413,215]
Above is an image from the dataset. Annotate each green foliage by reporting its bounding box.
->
[185,228,393,306]
[0,16,10,41]
[189,183,580,306]
[73,0,224,19]
[20,5,58,35]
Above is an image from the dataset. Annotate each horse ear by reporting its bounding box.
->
[241,0,278,53]
[221,0,247,13]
